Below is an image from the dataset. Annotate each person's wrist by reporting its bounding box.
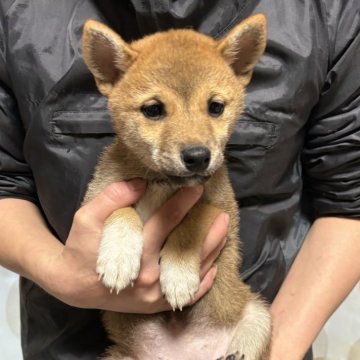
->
[45,247,91,306]
[24,238,72,300]
[45,245,105,308]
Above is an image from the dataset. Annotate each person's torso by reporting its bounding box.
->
[2,1,329,358]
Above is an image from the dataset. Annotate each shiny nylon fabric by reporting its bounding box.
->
[0,0,359,359]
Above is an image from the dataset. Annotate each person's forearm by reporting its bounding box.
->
[270,217,360,360]
[0,198,63,286]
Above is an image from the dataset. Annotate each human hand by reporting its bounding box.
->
[44,179,229,313]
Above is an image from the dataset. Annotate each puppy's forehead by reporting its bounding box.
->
[131,29,217,54]
[129,30,230,95]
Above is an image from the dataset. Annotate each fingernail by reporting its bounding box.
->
[211,264,218,278]
[193,185,204,195]
[220,236,227,249]
[183,185,203,196]
[126,178,146,191]
[208,265,217,284]
[222,213,230,226]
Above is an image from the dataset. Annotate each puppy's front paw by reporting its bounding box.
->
[160,258,200,310]
[97,220,143,293]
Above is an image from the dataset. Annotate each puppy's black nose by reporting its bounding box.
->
[181,146,211,172]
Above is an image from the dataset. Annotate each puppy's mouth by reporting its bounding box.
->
[151,170,211,186]
[167,173,210,185]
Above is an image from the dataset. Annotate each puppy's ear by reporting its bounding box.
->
[217,14,266,86]
[82,20,138,97]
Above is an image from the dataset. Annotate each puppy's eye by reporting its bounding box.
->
[208,101,225,117]
[141,102,166,120]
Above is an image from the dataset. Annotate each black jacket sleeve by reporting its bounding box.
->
[0,18,38,203]
[302,0,360,218]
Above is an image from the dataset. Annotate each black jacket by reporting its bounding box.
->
[0,1,359,359]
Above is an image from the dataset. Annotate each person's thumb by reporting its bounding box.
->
[74,179,146,230]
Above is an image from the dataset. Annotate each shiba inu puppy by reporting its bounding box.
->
[82,14,271,360]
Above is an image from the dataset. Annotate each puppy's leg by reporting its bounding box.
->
[225,298,271,360]
[160,203,221,310]
[97,207,143,293]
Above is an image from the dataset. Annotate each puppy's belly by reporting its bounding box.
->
[136,320,235,359]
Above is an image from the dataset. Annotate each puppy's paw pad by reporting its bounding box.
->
[224,353,244,360]
[160,261,200,310]
[97,222,143,293]
[217,353,245,360]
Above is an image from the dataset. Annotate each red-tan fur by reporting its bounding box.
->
[82,15,271,360]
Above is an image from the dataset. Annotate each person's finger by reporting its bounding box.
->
[188,265,217,306]
[200,237,226,279]
[74,179,146,229]
[122,265,217,314]
[142,185,203,256]
[200,212,229,261]
[148,266,217,312]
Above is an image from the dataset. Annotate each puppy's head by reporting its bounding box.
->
[83,15,266,185]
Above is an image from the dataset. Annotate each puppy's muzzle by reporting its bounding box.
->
[181,146,211,172]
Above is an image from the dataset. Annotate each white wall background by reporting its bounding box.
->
[1,266,359,359]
